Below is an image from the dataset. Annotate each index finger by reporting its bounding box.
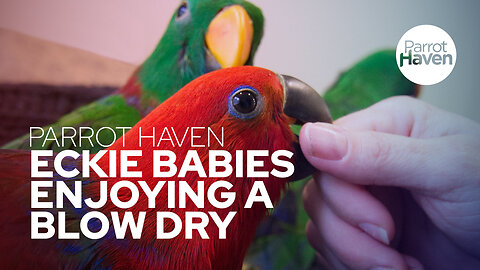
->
[335,96,480,138]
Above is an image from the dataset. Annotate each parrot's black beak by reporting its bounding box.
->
[278,74,332,181]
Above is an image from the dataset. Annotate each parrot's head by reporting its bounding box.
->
[123,65,330,213]
[123,65,332,196]
[126,65,332,186]
[134,0,264,103]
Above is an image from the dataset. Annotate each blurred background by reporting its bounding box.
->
[0,0,478,130]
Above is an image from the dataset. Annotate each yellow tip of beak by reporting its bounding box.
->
[205,5,254,68]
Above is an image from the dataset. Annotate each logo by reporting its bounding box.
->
[396,25,456,85]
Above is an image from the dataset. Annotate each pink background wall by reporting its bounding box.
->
[0,0,177,64]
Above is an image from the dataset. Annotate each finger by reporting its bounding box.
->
[308,220,425,270]
[306,221,350,270]
[316,173,395,246]
[335,96,480,137]
[403,255,424,270]
[299,121,458,190]
[304,190,409,270]
[302,182,356,270]
[302,179,323,226]
[302,178,318,202]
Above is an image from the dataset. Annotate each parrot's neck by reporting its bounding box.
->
[115,71,159,117]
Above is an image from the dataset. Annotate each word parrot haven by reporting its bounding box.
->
[30,126,295,241]
[29,126,226,149]
[399,40,453,67]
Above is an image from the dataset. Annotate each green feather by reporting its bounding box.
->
[3,95,141,152]
[325,49,418,120]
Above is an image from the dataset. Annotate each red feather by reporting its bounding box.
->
[0,66,296,270]
[0,150,60,269]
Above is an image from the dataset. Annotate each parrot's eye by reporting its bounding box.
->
[228,86,263,119]
[176,2,188,19]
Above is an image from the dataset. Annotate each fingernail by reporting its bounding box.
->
[359,223,390,245]
[370,267,394,270]
[304,123,348,160]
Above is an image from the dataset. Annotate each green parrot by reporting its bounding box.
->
[324,49,421,120]
[244,49,419,270]
[3,0,264,152]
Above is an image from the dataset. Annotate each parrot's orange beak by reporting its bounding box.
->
[277,74,332,181]
[205,5,254,69]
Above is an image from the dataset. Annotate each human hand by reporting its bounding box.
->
[299,96,480,270]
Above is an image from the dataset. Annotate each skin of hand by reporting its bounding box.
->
[299,96,480,270]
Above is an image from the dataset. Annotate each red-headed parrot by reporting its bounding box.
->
[3,0,264,152]
[0,66,332,270]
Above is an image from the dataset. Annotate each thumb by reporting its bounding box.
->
[299,122,452,190]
